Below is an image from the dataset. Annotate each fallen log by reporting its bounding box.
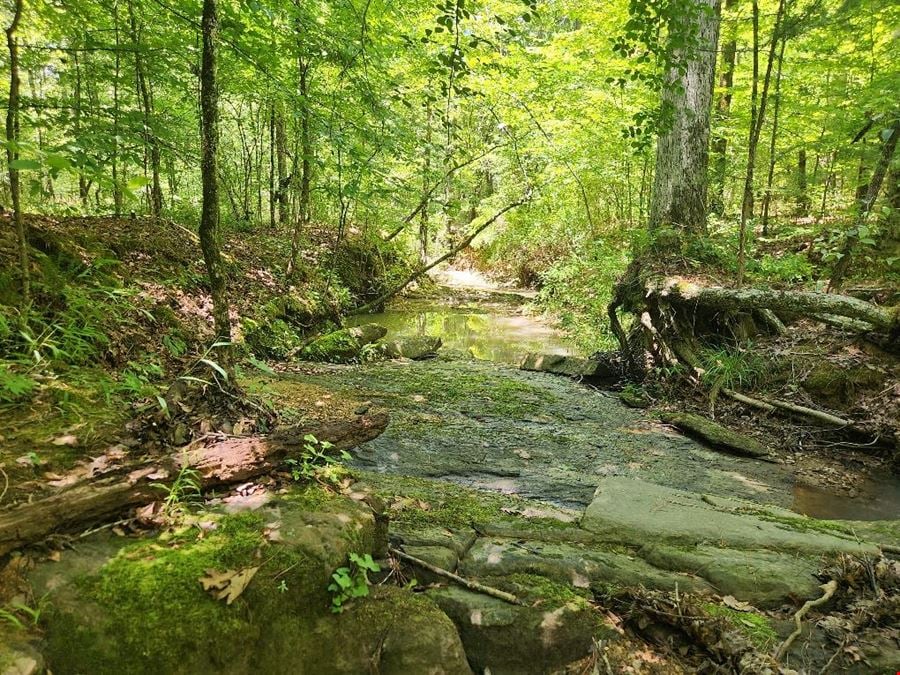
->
[659,411,775,460]
[0,412,389,557]
[652,278,897,333]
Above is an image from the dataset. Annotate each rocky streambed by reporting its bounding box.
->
[4,289,899,674]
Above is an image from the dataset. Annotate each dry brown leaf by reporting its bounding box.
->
[721,595,754,612]
[52,434,79,447]
[199,566,260,605]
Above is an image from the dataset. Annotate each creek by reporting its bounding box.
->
[340,278,899,521]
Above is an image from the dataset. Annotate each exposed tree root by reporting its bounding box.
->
[775,580,838,661]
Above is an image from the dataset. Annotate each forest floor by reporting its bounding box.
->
[1,216,899,673]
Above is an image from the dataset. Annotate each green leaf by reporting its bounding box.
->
[8,158,41,171]
[199,358,228,381]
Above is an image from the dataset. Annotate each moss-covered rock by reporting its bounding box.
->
[429,585,594,675]
[802,361,886,406]
[659,411,772,459]
[300,324,387,363]
[32,490,469,674]
[381,336,442,360]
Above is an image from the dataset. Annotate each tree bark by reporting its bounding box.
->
[287,57,312,279]
[649,0,722,235]
[0,413,389,557]
[760,36,787,235]
[5,0,29,310]
[795,149,809,216]
[737,0,786,284]
[127,0,163,217]
[112,2,123,216]
[199,0,231,346]
[710,0,737,216]
[829,118,900,291]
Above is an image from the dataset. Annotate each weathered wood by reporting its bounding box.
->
[659,411,774,460]
[652,278,896,332]
[0,413,388,557]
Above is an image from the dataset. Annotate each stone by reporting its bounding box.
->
[519,353,614,378]
[30,490,470,674]
[429,586,594,675]
[381,336,443,360]
[460,537,712,595]
[581,478,879,557]
[659,411,773,459]
[300,323,387,363]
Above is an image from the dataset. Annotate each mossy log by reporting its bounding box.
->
[659,411,774,460]
[0,413,389,557]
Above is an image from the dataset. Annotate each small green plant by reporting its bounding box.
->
[0,600,43,630]
[285,434,352,488]
[151,460,202,518]
[327,552,380,613]
[700,344,765,392]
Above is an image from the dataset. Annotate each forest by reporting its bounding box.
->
[0,0,897,672]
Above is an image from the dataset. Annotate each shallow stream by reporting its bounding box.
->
[341,280,899,522]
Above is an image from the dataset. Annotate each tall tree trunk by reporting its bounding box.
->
[73,47,89,206]
[287,57,312,279]
[127,0,163,217]
[760,36,787,235]
[829,119,899,291]
[419,103,433,265]
[795,149,809,216]
[5,0,29,310]
[710,0,737,216]
[199,0,231,347]
[737,0,786,285]
[274,104,288,226]
[112,1,123,216]
[648,0,722,236]
[268,101,276,228]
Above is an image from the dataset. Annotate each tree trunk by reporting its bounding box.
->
[829,118,900,291]
[112,2,123,216]
[760,36,787,235]
[710,0,737,216]
[649,0,722,235]
[199,0,231,346]
[73,47,90,207]
[737,0,786,284]
[5,0,29,310]
[127,0,163,217]
[795,149,809,216]
[274,104,288,226]
[419,103,433,265]
[0,413,389,557]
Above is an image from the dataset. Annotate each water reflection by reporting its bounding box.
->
[792,478,900,521]
[348,303,577,364]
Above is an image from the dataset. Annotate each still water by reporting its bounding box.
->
[349,300,578,365]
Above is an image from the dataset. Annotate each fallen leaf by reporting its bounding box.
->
[721,595,754,612]
[52,435,79,447]
[199,566,260,605]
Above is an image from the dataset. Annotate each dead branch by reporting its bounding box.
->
[389,546,523,605]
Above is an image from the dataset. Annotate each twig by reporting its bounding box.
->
[775,579,838,661]
[389,546,523,605]
[0,466,8,505]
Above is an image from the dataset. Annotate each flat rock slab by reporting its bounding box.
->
[519,353,613,378]
[659,411,773,459]
[582,477,879,557]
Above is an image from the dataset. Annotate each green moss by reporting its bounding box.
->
[703,604,778,649]
[502,573,591,607]
[44,512,323,674]
[242,317,303,360]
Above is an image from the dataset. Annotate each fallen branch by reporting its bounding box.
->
[722,388,852,428]
[0,413,389,557]
[389,546,523,606]
[775,579,838,661]
[352,196,529,315]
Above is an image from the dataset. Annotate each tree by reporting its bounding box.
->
[199,0,230,348]
[5,0,29,311]
[648,0,722,235]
